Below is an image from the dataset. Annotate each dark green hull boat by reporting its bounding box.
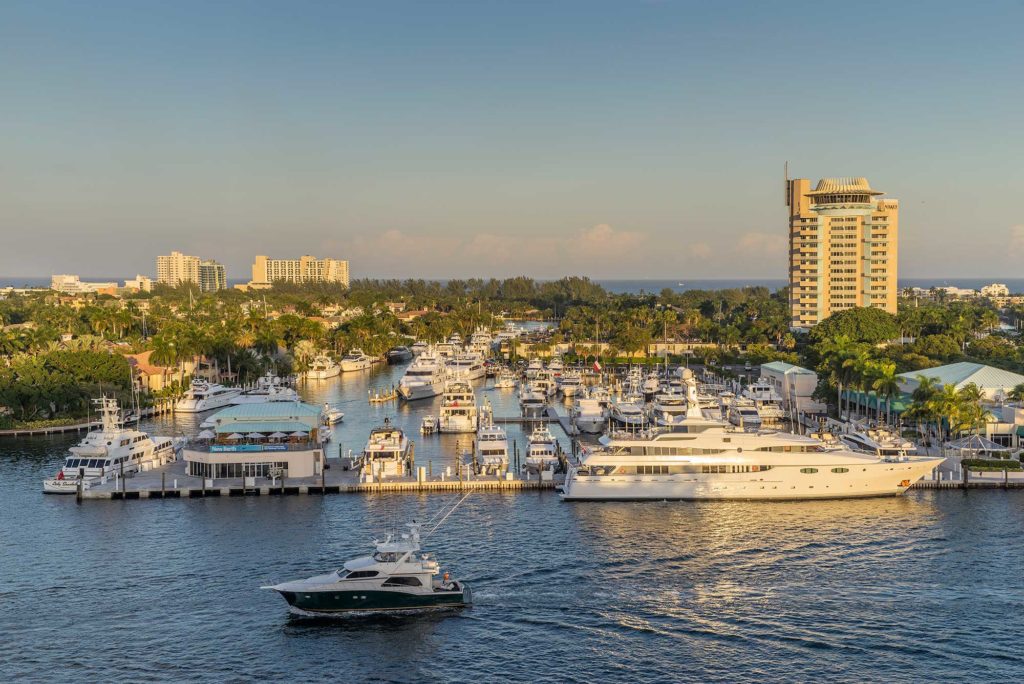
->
[276,584,472,614]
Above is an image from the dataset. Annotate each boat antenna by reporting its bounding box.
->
[424,492,471,538]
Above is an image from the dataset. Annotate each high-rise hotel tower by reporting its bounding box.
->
[786,176,898,329]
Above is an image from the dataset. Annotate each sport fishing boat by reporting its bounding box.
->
[175,380,242,413]
[398,351,448,401]
[560,370,944,501]
[304,353,341,380]
[42,398,180,494]
[438,380,479,433]
[340,348,375,372]
[525,425,559,473]
[264,521,471,615]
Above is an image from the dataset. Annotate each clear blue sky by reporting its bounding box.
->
[1,0,1021,280]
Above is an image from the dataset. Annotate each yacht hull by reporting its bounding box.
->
[341,359,373,372]
[175,392,241,413]
[561,459,943,501]
[399,382,443,401]
[305,367,341,380]
[274,587,471,614]
[575,417,605,434]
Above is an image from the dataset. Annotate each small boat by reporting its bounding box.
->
[340,348,375,372]
[264,521,471,615]
[321,403,345,425]
[386,346,414,364]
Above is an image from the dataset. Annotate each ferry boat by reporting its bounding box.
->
[525,425,559,473]
[574,395,607,434]
[357,419,412,479]
[42,398,179,494]
[398,351,448,401]
[560,370,944,501]
[175,380,242,413]
[438,380,479,433]
[304,353,341,380]
[340,348,374,372]
[264,521,471,615]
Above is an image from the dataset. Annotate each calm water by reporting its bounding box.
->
[3,363,1024,682]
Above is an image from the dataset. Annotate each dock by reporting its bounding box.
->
[0,404,174,438]
[76,458,561,501]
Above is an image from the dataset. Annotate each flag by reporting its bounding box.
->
[593,360,602,372]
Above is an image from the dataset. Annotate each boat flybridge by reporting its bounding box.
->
[519,383,547,418]
[175,380,242,413]
[438,379,479,433]
[264,520,471,615]
[357,418,412,479]
[560,370,944,501]
[43,398,180,494]
[839,422,917,459]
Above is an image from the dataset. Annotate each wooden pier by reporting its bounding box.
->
[0,403,174,438]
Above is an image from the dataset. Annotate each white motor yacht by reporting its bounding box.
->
[475,404,509,471]
[561,370,944,501]
[519,383,547,418]
[321,403,345,425]
[574,395,607,434]
[610,393,647,430]
[264,521,470,614]
[340,348,375,372]
[492,367,517,389]
[438,380,479,433]
[175,380,242,413]
[233,373,299,405]
[728,398,763,431]
[839,422,917,458]
[525,358,544,380]
[547,357,564,375]
[533,370,558,397]
[525,426,559,473]
[42,398,180,494]
[448,352,486,381]
[558,370,583,397]
[642,372,661,398]
[410,340,429,356]
[649,392,690,430]
[357,419,412,479]
[398,351,449,401]
[304,353,341,380]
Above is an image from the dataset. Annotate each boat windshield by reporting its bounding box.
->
[373,551,402,562]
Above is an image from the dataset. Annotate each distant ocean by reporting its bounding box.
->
[5,276,1024,295]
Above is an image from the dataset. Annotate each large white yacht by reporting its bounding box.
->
[448,352,486,381]
[304,353,341,380]
[398,351,448,401]
[438,380,479,433]
[175,380,242,413]
[410,340,429,356]
[610,393,647,430]
[43,398,180,494]
[340,348,375,372]
[519,383,547,418]
[561,370,944,501]
[557,370,583,397]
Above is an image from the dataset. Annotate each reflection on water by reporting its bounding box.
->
[2,366,1024,682]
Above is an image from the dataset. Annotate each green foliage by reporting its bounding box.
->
[809,307,900,345]
[961,459,1022,471]
[0,350,133,421]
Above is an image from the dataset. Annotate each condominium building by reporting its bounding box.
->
[786,176,898,329]
[199,260,227,292]
[156,251,227,291]
[250,255,350,288]
[50,274,118,295]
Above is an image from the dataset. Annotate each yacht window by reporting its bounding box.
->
[800,468,818,474]
[382,576,423,587]
[831,467,849,474]
[345,571,379,579]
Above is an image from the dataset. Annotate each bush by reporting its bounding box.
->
[961,458,1022,471]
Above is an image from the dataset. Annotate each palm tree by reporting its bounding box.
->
[906,375,941,446]
[1008,383,1024,402]
[870,360,900,424]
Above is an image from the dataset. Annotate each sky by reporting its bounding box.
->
[1,0,1022,281]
